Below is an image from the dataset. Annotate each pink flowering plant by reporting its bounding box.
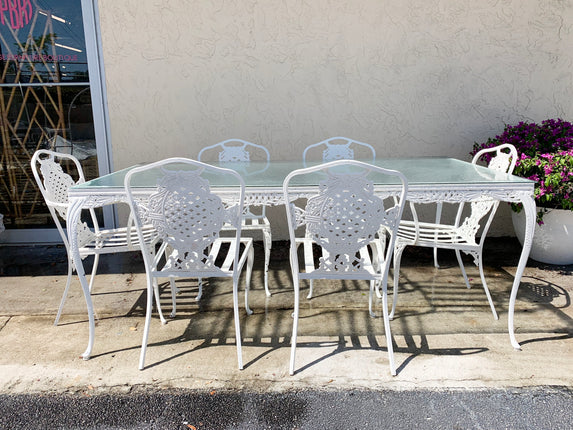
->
[472,119,573,223]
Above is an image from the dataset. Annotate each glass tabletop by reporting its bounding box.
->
[72,157,534,191]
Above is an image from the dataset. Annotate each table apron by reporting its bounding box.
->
[68,184,534,209]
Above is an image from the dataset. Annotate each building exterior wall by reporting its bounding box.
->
[97,0,573,238]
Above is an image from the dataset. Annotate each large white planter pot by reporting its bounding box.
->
[512,208,573,265]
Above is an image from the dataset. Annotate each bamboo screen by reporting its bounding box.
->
[0,3,97,231]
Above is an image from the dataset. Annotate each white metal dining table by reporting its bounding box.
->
[67,157,536,360]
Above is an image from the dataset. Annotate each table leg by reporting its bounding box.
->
[67,197,95,360]
[508,195,536,349]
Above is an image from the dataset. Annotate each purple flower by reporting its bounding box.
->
[472,118,573,222]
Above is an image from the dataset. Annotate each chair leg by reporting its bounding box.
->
[196,278,203,301]
[371,241,383,299]
[375,280,383,299]
[304,240,315,299]
[307,280,314,299]
[169,278,177,318]
[263,227,272,297]
[478,255,498,320]
[232,278,244,370]
[369,280,376,318]
[433,247,440,268]
[54,257,74,326]
[381,281,397,376]
[455,249,472,289]
[153,278,168,324]
[390,245,405,320]
[88,254,100,293]
[289,278,300,375]
[138,276,155,370]
[245,245,255,315]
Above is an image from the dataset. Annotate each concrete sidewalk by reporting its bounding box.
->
[0,239,572,395]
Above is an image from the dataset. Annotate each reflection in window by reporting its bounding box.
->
[0,1,99,231]
[0,0,88,84]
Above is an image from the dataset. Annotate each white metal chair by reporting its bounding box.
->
[125,157,254,370]
[31,149,157,325]
[302,136,376,166]
[302,137,378,297]
[284,160,408,376]
[198,139,272,297]
[391,143,518,320]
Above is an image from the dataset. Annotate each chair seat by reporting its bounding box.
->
[295,237,381,281]
[156,237,253,277]
[78,224,157,256]
[219,215,272,297]
[397,220,477,248]
[222,215,271,230]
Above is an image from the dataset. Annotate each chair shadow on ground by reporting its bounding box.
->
[84,243,572,375]
[87,278,491,375]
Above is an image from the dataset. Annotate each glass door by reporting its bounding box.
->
[0,0,108,242]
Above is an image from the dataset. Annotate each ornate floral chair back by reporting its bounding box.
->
[464,143,518,227]
[302,137,376,166]
[31,149,85,221]
[141,167,240,274]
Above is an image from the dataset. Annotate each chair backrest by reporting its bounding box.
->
[459,143,518,236]
[198,139,269,216]
[284,159,407,278]
[302,137,376,167]
[31,149,93,247]
[31,149,85,220]
[124,158,246,274]
[472,143,518,174]
[198,138,270,173]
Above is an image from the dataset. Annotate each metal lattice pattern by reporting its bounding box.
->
[144,170,230,272]
[302,137,376,167]
[488,151,513,172]
[464,146,517,230]
[300,173,390,274]
[219,146,251,163]
[322,145,354,161]
[38,158,77,218]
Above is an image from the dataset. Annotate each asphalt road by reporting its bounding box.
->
[0,387,571,429]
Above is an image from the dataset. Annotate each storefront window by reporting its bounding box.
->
[0,0,98,232]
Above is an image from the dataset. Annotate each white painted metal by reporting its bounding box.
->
[30,150,157,325]
[66,157,535,360]
[124,158,254,370]
[198,139,272,297]
[302,137,377,294]
[284,160,408,376]
[391,144,519,321]
[302,136,376,166]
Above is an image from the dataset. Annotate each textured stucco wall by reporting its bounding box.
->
[97,0,573,237]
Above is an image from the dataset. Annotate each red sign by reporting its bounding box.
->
[0,0,33,30]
